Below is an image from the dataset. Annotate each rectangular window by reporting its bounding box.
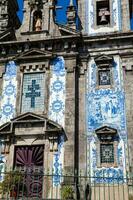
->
[100,143,114,164]
[98,70,111,85]
[96,0,110,26]
[21,73,45,113]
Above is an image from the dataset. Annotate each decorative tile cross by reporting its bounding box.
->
[25,80,40,108]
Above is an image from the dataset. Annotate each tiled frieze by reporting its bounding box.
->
[48,57,66,185]
[0,61,17,125]
[0,61,17,180]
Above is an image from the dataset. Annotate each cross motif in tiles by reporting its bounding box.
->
[25,80,41,108]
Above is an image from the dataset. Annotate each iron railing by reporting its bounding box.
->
[0,170,132,200]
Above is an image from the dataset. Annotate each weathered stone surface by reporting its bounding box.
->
[0,1,133,199]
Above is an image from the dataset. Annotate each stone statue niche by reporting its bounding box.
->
[33,10,42,31]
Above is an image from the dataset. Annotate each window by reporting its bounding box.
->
[100,143,114,163]
[96,126,118,167]
[98,70,111,85]
[94,55,113,88]
[99,134,115,166]
[21,73,45,113]
[96,0,110,26]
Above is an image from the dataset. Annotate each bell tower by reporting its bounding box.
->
[17,0,59,39]
[0,0,20,33]
[28,0,49,32]
[85,0,130,35]
[66,0,76,29]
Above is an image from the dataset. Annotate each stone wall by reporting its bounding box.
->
[124,64,133,172]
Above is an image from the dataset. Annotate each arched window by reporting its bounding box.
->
[33,10,42,31]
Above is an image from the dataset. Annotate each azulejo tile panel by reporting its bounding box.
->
[0,61,17,125]
[0,154,6,182]
[0,61,17,179]
[86,56,127,183]
[94,168,124,184]
[21,73,45,113]
[87,89,126,134]
[48,57,66,185]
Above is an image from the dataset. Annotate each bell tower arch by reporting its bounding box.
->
[17,0,52,35]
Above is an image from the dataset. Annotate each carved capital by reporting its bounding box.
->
[65,57,77,73]
[0,63,6,78]
[79,54,90,75]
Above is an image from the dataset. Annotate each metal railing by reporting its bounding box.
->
[0,170,132,200]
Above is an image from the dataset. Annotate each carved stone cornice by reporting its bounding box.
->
[0,112,67,141]
[19,63,47,72]
[15,48,52,62]
[78,53,90,75]
[0,35,80,62]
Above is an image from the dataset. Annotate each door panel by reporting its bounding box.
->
[14,145,44,198]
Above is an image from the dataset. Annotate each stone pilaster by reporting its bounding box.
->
[78,56,88,175]
[121,0,130,31]
[64,56,77,175]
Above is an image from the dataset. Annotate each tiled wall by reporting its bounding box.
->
[0,61,17,125]
[21,72,45,113]
[0,61,17,181]
[86,56,127,183]
[48,57,66,185]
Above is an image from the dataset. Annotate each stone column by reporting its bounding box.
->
[0,63,5,100]
[77,0,86,32]
[42,2,49,32]
[64,56,77,176]
[121,0,130,31]
[78,56,88,176]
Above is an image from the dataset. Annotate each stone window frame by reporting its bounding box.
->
[17,63,48,115]
[94,55,114,89]
[96,65,113,89]
[96,127,118,168]
[94,0,113,29]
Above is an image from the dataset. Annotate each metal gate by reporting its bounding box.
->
[14,145,44,198]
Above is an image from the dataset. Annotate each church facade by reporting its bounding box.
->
[0,0,133,199]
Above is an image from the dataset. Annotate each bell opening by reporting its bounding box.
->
[96,0,110,26]
[33,10,42,31]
